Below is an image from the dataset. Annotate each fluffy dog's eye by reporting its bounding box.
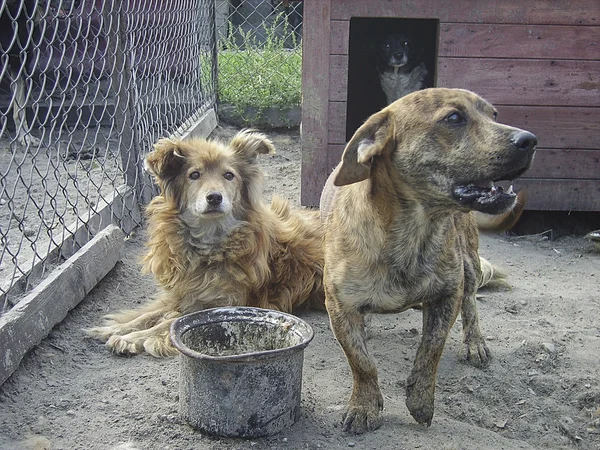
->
[189,171,201,180]
[446,112,465,125]
[224,172,235,181]
[493,111,498,121]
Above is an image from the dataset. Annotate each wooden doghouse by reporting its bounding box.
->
[300,0,600,212]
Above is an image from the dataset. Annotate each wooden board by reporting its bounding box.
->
[524,149,600,180]
[309,159,600,212]
[301,0,332,206]
[328,144,346,174]
[329,104,600,151]
[497,106,600,151]
[515,179,600,211]
[330,20,349,55]
[179,107,218,141]
[439,24,600,61]
[329,54,349,102]
[0,225,125,386]
[327,146,600,181]
[328,101,347,144]
[437,58,600,107]
[300,0,600,211]
[330,0,599,25]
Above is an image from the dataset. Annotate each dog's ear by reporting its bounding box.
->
[334,110,393,186]
[230,129,275,160]
[144,138,187,182]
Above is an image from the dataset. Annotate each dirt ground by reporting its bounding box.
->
[1,125,599,450]
[0,128,122,303]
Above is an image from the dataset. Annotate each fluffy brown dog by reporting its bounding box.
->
[86,130,324,356]
[320,88,536,433]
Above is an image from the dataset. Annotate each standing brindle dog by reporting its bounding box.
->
[320,88,537,433]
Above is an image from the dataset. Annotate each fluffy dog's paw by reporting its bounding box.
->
[460,338,491,368]
[143,337,179,358]
[84,325,116,342]
[106,335,143,356]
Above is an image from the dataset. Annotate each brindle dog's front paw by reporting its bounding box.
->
[342,405,383,434]
[342,389,384,434]
[460,337,491,368]
[405,377,435,426]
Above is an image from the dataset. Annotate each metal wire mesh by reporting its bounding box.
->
[215,0,303,115]
[0,0,217,311]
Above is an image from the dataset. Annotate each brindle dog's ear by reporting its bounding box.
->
[230,129,275,161]
[144,138,187,182]
[334,110,394,186]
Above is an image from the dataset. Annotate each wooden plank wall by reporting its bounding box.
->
[301,0,600,210]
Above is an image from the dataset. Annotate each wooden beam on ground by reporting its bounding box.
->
[0,185,140,307]
[179,107,218,141]
[0,225,125,386]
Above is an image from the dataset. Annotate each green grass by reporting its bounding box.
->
[216,17,302,112]
[218,48,301,109]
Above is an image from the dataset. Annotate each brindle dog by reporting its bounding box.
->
[320,88,536,434]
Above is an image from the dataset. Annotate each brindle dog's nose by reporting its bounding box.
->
[511,131,538,153]
[206,192,222,206]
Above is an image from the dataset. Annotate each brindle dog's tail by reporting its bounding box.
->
[476,190,527,232]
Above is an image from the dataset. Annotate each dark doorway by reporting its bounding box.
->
[346,18,438,140]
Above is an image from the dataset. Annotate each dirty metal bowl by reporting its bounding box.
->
[585,229,600,251]
[170,307,314,438]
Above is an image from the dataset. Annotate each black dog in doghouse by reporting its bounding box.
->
[377,31,429,105]
[346,19,436,140]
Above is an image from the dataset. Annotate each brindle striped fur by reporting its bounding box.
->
[320,88,536,433]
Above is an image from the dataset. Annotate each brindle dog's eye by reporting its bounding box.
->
[224,172,235,181]
[446,112,465,125]
[189,171,201,180]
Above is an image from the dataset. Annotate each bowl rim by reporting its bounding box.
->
[169,306,315,362]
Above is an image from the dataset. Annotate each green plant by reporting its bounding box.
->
[217,15,302,112]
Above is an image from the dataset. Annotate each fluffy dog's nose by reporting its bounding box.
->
[511,131,538,152]
[206,192,222,206]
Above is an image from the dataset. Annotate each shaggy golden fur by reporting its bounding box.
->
[86,130,324,356]
[320,88,536,433]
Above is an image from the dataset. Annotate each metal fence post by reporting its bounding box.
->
[103,0,144,204]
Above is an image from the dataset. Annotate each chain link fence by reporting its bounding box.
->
[214,0,303,126]
[0,0,217,312]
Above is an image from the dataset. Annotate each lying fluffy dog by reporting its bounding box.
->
[86,130,324,356]
[320,88,536,433]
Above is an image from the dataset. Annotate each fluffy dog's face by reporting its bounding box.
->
[179,149,238,218]
[379,33,420,69]
[334,88,537,215]
[144,130,275,221]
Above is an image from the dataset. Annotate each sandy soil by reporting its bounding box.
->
[1,125,599,450]
[0,129,122,304]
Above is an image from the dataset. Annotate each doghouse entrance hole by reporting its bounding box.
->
[346,18,438,140]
